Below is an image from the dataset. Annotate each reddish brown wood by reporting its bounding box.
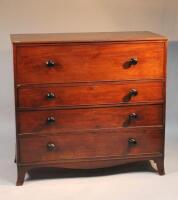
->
[19,128,163,163]
[12,32,167,185]
[16,166,27,186]
[15,42,164,84]
[21,157,158,170]
[154,157,165,175]
[18,81,164,108]
[17,104,163,134]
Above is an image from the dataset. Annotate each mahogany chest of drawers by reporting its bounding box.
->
[11,32,167,185]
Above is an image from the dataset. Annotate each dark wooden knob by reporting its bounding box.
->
[128,58,138,66]
[47,116,55,124]
[47,143,56,151]
[46,92,55,99]
[128,138,137,146]
[128,89,138,97]
[128,113,138,120]
[46,60,55,67]
[123,89,138,102]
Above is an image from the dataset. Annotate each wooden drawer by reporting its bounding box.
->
[16,42,164,84]
[18,104,163,134]
[19,128,163,163]
[18,81,164,108]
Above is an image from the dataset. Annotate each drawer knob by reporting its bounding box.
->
[47,116,55,124]
[46,60,55,67]
[46,92,55,99]
[123,89,138,102]
[47,143,56,151]
[128,113,138,120]
[123,113,138,127]
[129,89,138,98]
[128,138,137,146]
[128,58,138,66]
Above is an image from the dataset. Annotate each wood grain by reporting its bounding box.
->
[16,42,164,84]
[18,81,164,108]
[19,127,163,163]
[17,104,163,134]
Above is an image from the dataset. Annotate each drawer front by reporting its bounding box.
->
[16,42,164,84]
[19,128,163,163]
[18,105,163,134]
[18,81,164,108]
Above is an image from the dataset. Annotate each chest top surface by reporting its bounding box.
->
[11,31,167,44]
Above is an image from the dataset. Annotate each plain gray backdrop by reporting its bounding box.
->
[0,0,178,199]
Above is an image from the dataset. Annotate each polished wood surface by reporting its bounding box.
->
[18,81,163,108]
[16,42,164,84]
[19,128,163,163]
[12,32,167,185]
[17,105,163,134]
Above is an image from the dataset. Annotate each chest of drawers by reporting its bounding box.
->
[11,32,167,185]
